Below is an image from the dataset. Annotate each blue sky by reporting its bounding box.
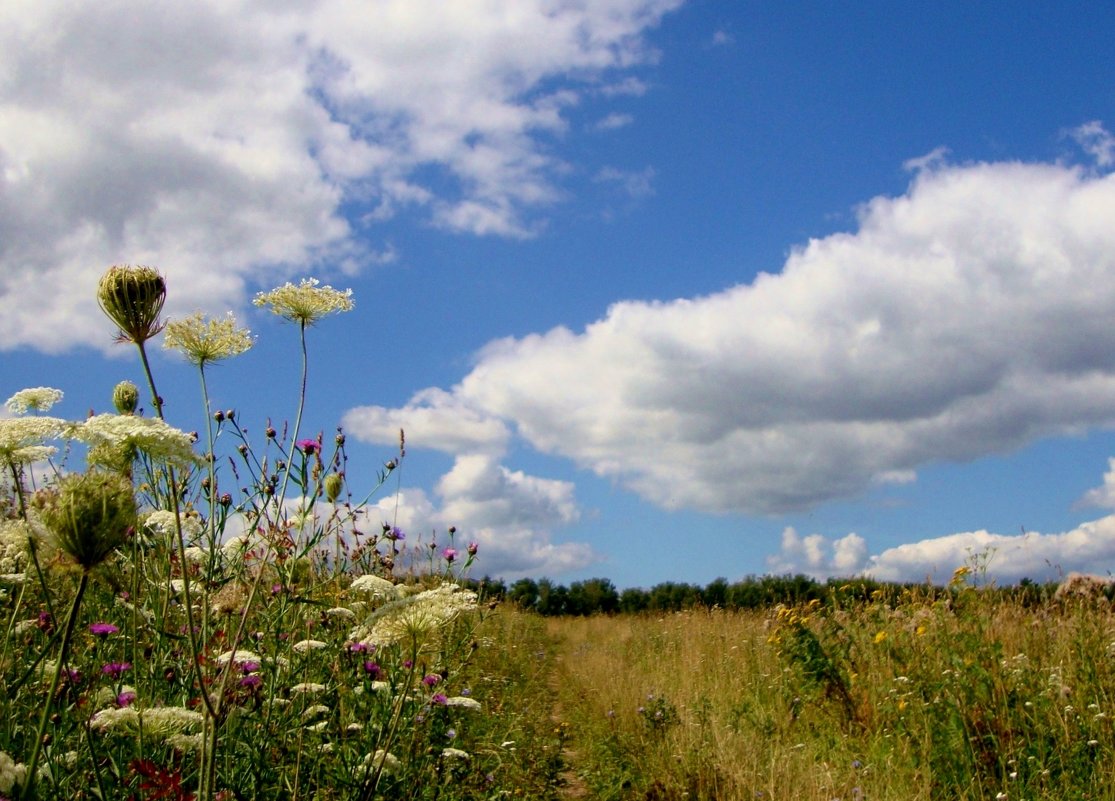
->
[4,1,1115,588]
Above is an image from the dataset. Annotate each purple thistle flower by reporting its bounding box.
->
[467,541,478,556]
[363,661,382,678]
[89,622,119,637]
[117,691,137,707]
[422,674,441,687]
[102,662,132,679]
[297,439,320,455]
[240,674,262,689]
[431,693,448,705]
[442,547,458,563]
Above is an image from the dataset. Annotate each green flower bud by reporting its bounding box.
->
[97,265,166,345]
[34,472,136,570]
[112,381,140,415]
[324,473,344,503]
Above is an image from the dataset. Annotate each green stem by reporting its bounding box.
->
[21,570,89,800]
[274,321,309,521]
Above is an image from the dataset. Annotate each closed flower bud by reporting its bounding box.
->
[112,381,140,415]
[324,473,344,503]
[34,472,136,570]
[97,265,167,345]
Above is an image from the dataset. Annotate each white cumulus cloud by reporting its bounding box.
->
[0,0,681,353]
[401,154,1115,515]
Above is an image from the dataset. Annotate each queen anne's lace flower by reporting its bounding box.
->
[0,416,67,465]
[349,583,478,648]
[253,278,354,325]
[90,706,204,740]
[292,639,328,653]
[163,311,254,365]
[5,387,63,414]
[71,414,199,468]
[0,750,28,794]
[349,574,400,600]
[446,696,482,711]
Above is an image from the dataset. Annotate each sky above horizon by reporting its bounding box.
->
[4,1,1115,588]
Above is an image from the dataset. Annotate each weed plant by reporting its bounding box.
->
[547,570,1115,801]
[0,267,546,801]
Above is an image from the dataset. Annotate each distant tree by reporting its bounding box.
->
[567,578,620,615]
[702,577,729,608]
[508,578,539,610]
[536,578,569,616]
[619,587,649,614]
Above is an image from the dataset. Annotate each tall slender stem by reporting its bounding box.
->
[20,570,89,800]
[274,321,310,518]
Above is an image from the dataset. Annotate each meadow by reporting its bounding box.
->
[2,266,1113,800]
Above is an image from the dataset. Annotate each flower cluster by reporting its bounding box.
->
[253,278,354,325]
[163,311,254,366]
[5,386,63,414]
[350,582,479,648]
[70,414,199,469]
[0,416,66,466]
[0,750,27,795]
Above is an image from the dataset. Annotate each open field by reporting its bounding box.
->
[543,584,1115,801]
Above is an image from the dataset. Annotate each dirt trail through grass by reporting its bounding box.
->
[547,637,591,799]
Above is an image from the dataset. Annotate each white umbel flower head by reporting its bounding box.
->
[163,311,254,365]
[0,416,67,466]
[5,387,63,414]
[349,582,478,648]
[253,278,354,325]
[71,414,199,468]
[0,749,27,794]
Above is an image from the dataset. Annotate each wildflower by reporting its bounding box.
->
[102,662,132,679]
[442,547,458,563]
[239,674,262,690]
[325,606,356,620]
[70,414,199,469]
[446,696,482,711]
[384,526,405,542]
[5,387,63,414]
[874,631,888,644]
[301,704,330,720]
[216,649,262,667]
[292,639,328,653]
[441,747,469,760]
[97,264,167,344]
[0,750,28,795]
[112,381,140,414]
[117,690,137,707]
[0,416,67,466]
[363,662,382,678]
[324,473,344,503]
[431,693,448,705]
[253,278,354,325]
[423,674,441,687]
[349,574,399,600]
[34,471,136,570]
[163,311,254,365]
[89,622,119,637]
[290,682,326,694]
[0,520,32,577]
[467,541,479,556]
[296,439,320,455]
[349,582,479,648]
[355,750,399,777]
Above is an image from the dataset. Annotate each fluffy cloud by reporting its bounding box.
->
[360,459,596,578]
[387,155,1115,514]
[344,394,594,577]
[766,527,868,580]
[0,0,680,353]
[766,515,1115,585]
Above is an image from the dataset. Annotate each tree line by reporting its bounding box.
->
[463,573,1060,616]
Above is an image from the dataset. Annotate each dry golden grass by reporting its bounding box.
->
[543,593,1115,801]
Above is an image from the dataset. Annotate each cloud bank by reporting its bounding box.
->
[345,140,1115,579]
[351,154,1115,516]
[0,0,680,353]
[768,516,1115,585]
